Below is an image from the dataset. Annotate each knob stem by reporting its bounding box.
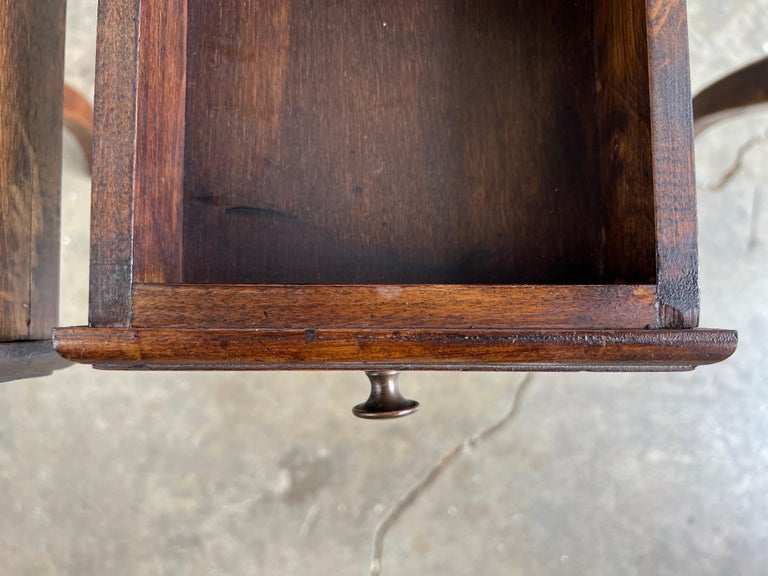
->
[353,371,419,419]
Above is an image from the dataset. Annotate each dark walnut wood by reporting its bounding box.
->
[182,0,609,286]
[130,284,659,330]
[595,0,655,287]
[646,0,701,329]
[1,1,69,381]
[54,327,736,371]
[87,0,141,327]
[693,56,768,136]
[54,0,737,373]
[133,0,187,285]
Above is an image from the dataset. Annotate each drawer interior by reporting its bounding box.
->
[180,0,654,286]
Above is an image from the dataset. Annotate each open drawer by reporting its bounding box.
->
[54,0,736,379]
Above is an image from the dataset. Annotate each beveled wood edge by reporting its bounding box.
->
[52,327,738,370]
[646,0,700,328]
[131,284,659,329]
[90,363,697,372]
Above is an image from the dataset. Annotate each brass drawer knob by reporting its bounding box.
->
[353,371,419,419]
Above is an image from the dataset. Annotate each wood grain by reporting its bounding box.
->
[132,0,187,283]
[646,0,700,328]
[594,0,656,284]
[53,327,737,371]
[182,0,604,285]
[88,0,141,327]
[0,0,65,341]
[132,284,658,329]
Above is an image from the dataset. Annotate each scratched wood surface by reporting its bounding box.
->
[88,0,141,327]
[182,0,611,285]
[646,0,701,328]
[53,326,737,371]
[0,0,65,342]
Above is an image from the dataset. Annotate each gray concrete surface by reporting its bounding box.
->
[1,1,767,574]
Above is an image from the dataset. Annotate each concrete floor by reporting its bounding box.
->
[1,1,767,574]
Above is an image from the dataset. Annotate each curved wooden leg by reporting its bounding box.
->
[693,56,768,137]
[63,83,94,171]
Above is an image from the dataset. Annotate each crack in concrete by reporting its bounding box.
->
[748,187,761,251]
[368,374,534,575]
[707,130,768,191]
[299,503,320,537]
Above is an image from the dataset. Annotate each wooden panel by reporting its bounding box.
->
[646,0,699,328]
[53,327,738,371]
[594,0,655,284]
[0,0,65,341]
[132,0,187,283]
[132,284,658,329]
[182,0,603,285]
[88,0,140,327]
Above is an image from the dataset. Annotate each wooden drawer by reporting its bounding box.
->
[54,0,736,376]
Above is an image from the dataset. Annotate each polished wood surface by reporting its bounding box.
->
[131,284,658,329]
[54,327,737,371]
[132,0,187,284]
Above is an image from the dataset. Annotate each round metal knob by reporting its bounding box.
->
[353,371,419,419]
